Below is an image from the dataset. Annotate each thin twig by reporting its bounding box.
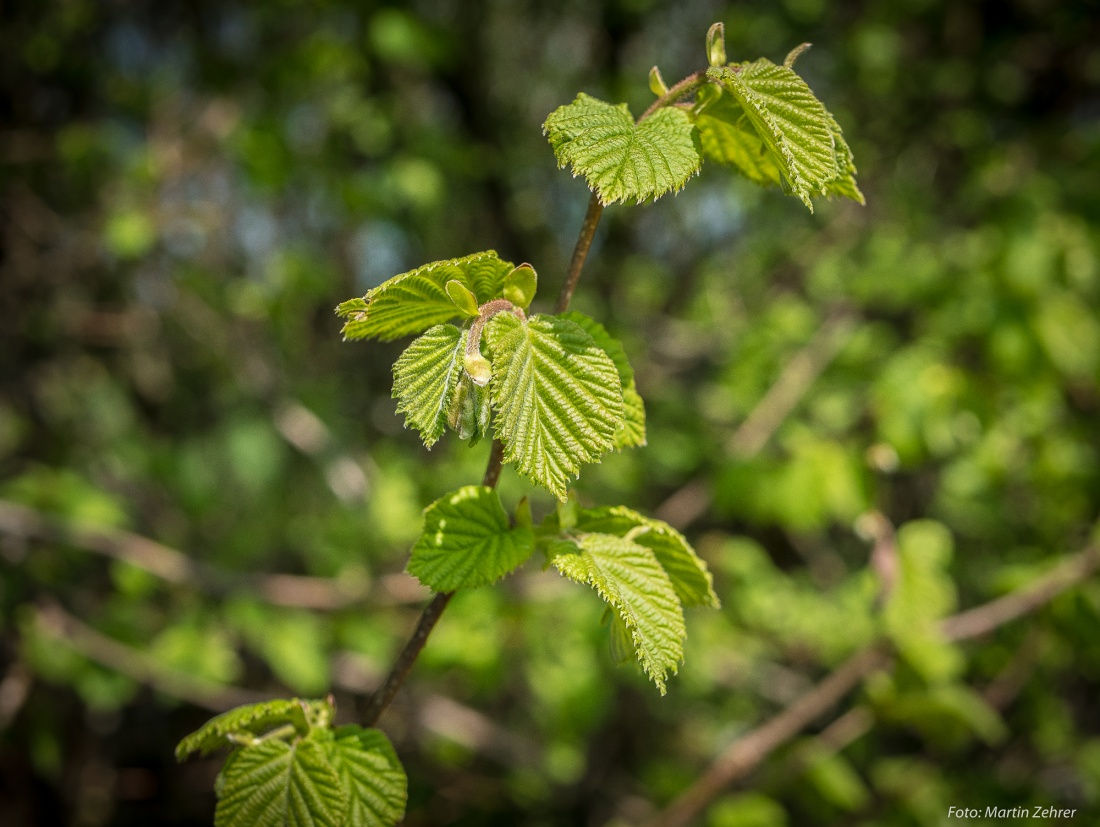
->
[638,70,707,122]
[362,591,454,726]
[361,439,508,726]
[642,542,1100,827]
[555,193,605,313]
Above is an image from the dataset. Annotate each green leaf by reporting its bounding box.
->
[560,311,646,449]
[544,94,701,205]
[484,313,624,500]
[884,520,962,683]
[824,111,865,204]
[407,486,535,591]
[391,324,468,448]
[617,384,648,449]
[550,532,685,693]
[695,96,784,187]
[215,736,344,827]
[445,280,480,318]
[573,506,719,609]
[502,264,538,309]
[608,612,634,666]
[176,698,333,760]
[324,726,407,827]
[708,61,839,212]
[337,251,513,341]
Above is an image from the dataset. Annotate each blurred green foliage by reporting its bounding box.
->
[1,0,1099,825]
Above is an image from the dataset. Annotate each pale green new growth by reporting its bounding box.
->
[337,251,513,341]
[551,532,686,693]
[708,60,852,211]
[391,324,468,448]
[326,727,408,827]
[572,506,719,608]
[560,311,647,449]
[695,95,783,187]
[215,736,344,827]
[484,313,624,500]
[447,373,491,443]
[407,485,535,591]
[176,698,333,760]
[544,93,701,205]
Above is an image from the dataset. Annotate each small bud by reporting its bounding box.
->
[502,264,537,309]
[648,65,669,97]
[784,42,812,68]
[706,22,727,68]
[514,496,532,529]
[445,280,480,317]
[464,353,492,386]
[557,493,578,530]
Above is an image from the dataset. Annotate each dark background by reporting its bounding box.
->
[2,0,1100,824]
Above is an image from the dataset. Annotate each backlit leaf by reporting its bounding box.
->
[337,251,513,341]
[215,736,344,827]
[484,313,624,499]
[544,93,701,205]
[391,324,468,448]
[407,486,535,591]
[324,726,407,827]
[551,532,686,693]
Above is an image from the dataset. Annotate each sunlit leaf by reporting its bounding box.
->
[544,94,701,204]
[407,486,535,591]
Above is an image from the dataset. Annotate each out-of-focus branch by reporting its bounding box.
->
[727,309,857,458]
[654,309,857,531]
[643,646,890,827]
[33,601,268,712]
[940,547,1100,641]
[641,542,1100,827]
[0,499,427,610]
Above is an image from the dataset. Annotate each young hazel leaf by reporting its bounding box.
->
[695,96,784,188]
[617,385,648,449]
[559,311,646,449]
[544,94,701,205]
[502,264,538,309]
[337,251,513,341]
[323,726,407,827]
[392,324,468,448]
[572,506,719,608]
[551,532,686,693]
[824,110,865,204]
[407,486,535,591]
[484,313,624,500]
[445,280,481,318]
[176,698,332,761]
[708,61,839,212]
[215,736,344,827]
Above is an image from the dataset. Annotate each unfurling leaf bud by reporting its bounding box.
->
[464,353,492,386]
[706,22,727,68]
[784,42,812,68]
[502,264,537,309]
[648,65,669,97]
[445,279,480,317]
[514,496,532,529]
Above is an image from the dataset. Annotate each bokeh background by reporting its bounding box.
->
[2,0,1100,825]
